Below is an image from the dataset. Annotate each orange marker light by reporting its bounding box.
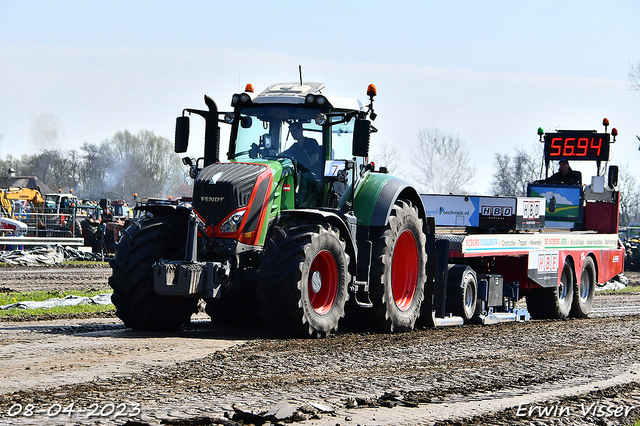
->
[612,128,618,137]
[245,84,254,93]
[367,84,377,97]
[603,118,610,127]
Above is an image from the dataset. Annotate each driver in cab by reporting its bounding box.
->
[539,159,582,185]
[281,121,322,174]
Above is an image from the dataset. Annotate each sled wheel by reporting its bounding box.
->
[448,266,477,322]
[570,257,596,318]
[526,259,574,319]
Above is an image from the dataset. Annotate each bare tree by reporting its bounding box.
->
[617,163,640,226]
[629,61,640,92]
[370,141,400,176]
[104,129,183,203]
[490,144,543,196]
[412,128,475,194]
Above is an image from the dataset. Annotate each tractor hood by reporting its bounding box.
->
[192,158,295,245]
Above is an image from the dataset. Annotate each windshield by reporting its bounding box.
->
[233,106,324,173]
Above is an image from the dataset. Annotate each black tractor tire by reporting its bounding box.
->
[347,198,427,332]
[570,257,596,318]
[257,221,350,338]
[109,217,199,331]
[447,266,478,322]
[526,260,574,319]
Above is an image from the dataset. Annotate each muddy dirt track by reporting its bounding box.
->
[1,266,640,425]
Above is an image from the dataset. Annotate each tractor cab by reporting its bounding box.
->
[177,82,376,211]
[528,119,620,232]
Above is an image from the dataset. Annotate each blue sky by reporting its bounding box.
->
[1,0,638,193]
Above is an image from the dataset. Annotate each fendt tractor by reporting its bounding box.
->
[109,81,625,337]
[110,81,430,337]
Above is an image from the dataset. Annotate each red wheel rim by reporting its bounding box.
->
[308,250,338,315]
[392,230,419,311]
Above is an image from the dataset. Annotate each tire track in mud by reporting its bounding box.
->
[1,267,639,425]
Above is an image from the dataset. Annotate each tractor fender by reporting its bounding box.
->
[274,209,358,277]
[354,173,431,234]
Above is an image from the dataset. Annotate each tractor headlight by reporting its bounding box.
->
[224,112,235,123]
[305,94,316,104]
[220,210,246,233]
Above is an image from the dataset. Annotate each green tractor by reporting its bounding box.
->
[109,81,432,337]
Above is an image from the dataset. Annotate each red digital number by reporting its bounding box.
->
[576,138,588,156]
[550,138,562,156]
[562,138,575,156]
[590,137,601,157]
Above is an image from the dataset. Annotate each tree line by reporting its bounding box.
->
[0,130,189,205]
[2,125,639,227]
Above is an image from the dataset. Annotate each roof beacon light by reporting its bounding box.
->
[366,84,378,121]
[612,127,618,142]
[367,84,377,98]
[537,127,544,141]
[245,84,254,93]
[603,118,609,132]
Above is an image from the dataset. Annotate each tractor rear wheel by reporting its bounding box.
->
[109,217,198,331]
[526,260,574,319]
[349,199,426,332]
[257,221,350,338]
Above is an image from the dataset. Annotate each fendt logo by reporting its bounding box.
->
[523,201,541,219]
[201,196,225,203]
[481,206,513,217]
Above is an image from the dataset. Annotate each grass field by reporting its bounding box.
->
[0,289,114,318]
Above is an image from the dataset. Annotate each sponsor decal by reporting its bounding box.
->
[481,205,513,218]
[537,253,559,273]
[522,200,541,219]
[283,184,291,192]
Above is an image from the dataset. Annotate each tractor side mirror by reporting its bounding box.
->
[175,116,190,153]
[352,118,370,157]
[608,165,619,188]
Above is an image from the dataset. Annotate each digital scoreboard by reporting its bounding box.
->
[543,131,610,162]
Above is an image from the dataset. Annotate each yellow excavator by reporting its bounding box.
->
[3,187,45,213]
[0,190,13,217]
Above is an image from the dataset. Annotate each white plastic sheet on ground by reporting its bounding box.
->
[0,245,106,265]
[596,273,629,291]
[0,247,64,265]
[0,293,113,310]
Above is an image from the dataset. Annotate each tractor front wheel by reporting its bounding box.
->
[257,221,350,338]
